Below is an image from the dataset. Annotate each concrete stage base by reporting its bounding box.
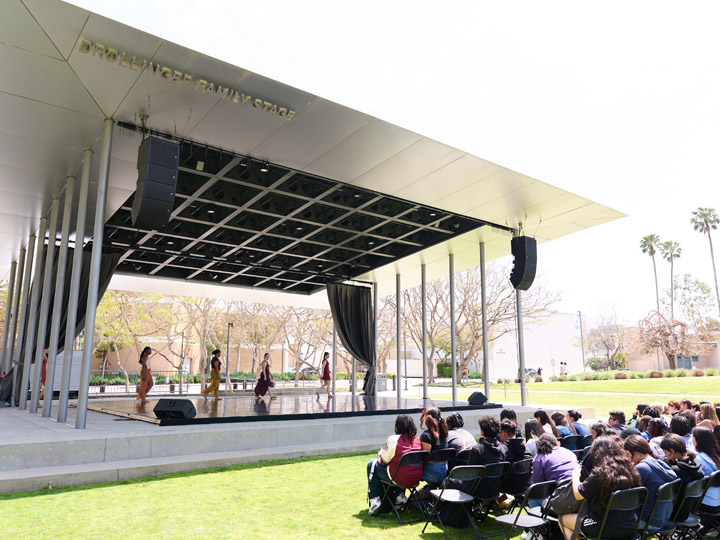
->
[0,397,594,494]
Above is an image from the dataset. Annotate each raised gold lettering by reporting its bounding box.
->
[172,70,183,83]
[232,91,241,103]
[241,93,251,104]
[119,53,129,67]
[278,107,288,117]
[182,73,193,85]
[287,110,296,121]
[160,67,172,79]
[106,48,119,62]
[195,79,207,90]
[203,82,214,93]
[78,38,92,53]
[131,57,146,71]
[252,98,263,109]
[215,86,231,99]
[93,43,106,58]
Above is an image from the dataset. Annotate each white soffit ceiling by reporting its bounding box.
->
[0,0,624,304]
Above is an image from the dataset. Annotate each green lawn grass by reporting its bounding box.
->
[0,453,515,540]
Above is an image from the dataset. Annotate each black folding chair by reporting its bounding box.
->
[473,461,511,522]
[697,470,720,537]
[499,458,533,512]
[378,449,429,524]
[494,480,558,540]
[659,476,709,540]
[572,449,585,462]
[560,435,582,450]
[637,478,681,540]
[422,465,486,540]
[579,486,648,540]
[455,449,472,467]
[580,434,593,448]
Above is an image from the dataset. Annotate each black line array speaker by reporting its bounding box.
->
[509,236,537,291]
[468,391,488,406]
[153,398,197,419]
[131,136,179,230]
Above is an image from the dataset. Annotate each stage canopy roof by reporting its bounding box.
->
[0,0,624,304]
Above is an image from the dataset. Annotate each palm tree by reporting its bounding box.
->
[640,235,662,313]
[660,240,681,320]
[690,207,720,318]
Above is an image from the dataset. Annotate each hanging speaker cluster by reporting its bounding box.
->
[509,236,537,290]
[131,136,179,230]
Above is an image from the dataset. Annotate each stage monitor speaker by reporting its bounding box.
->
[131,136,179,230]
[468,391,488,406]
[509,236,537,291]
[153,398,196,419]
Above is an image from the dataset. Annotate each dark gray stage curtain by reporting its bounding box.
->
[326,283,377,396]
[12,248,120,404]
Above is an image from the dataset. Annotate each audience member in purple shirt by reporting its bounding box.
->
[532,433,578,484]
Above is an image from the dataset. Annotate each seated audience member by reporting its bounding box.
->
[714,424,720,451]
[638,415,652,440]
[500,408,523,438]
[533,433,577,484]
[366,414,422,515]
[566,410,590,436]
[648,418,669,457]
[667,400,682,417]
[608,410,627,434]
[629,403,649,429]
[692,427,720,511]
[643,406,660,419]
[524,418,545,456]
[621,427,643,439]
[446,412,476,453]
[552,411,574,439]
[660,433,704,521]
[499,419,531,463]
[679,409,697,429]
[715,405,720,423]
[697,403,720,431]
[535,409,561,437]
[560,436,641,540]
[581,422,618,480]
[419,407,449,485]
[681,399,693,411]
[623,435,677,529]
[448,415,505,499]
[670,415,694,450]
[650,401,670,422]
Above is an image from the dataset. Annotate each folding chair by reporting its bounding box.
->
[697,470,720,537]
[579,486,648,540]
[659,476,709,540]
[572,448,585,462]
[499,458,533,512]
[455,449,472,466]
[422,465,486,540]
[378,449,429,524]
[560,435,582,450]
[580,434,593,448]
[637,478,681,540]
[473,461,510,522]
[493,480,558,540]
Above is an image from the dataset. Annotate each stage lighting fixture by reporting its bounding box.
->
[260,162,269,173]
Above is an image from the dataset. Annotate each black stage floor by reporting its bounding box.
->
[87,394,502,426]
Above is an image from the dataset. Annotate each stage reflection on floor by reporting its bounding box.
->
[87,394,500,426]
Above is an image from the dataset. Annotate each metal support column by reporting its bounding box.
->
[30,200,60,414]
[373,281,378,397]
[351,356,356,409]
[331,329,337,405]
[1,261,17,374]
[421,263,428,400]
[578,311,586,372]
[13,234,35,407]
[480,242,490,398]
[449,254,457,404]
[43,176,75,417]
[516,289,527,406]
[19,221,46,410]
[8,249,26,375]
[396,273,401,406]
[77,118,113,429]
[58,151,92,422]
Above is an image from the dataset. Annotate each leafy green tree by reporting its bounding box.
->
[691,208,720,318]
[640,235,662,314]
[660,240,681,320]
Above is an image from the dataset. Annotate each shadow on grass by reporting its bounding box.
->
[351,507,496,539]
[0,450,374,501]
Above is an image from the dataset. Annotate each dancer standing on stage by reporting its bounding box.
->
[136,346,153,405]
[316,351,333,399]
[254,353,276,400]
[202,349,222,401]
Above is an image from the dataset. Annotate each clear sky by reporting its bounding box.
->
[69,0,720,326]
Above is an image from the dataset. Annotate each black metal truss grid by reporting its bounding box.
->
[104,130,511,295]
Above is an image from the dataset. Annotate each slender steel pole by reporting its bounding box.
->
[373,281,378,397]
[1,261,17,374]
[403,332,408,391]
[578,311,586,373]
[331,329,337,400]
[43,177,75,417]
[480,242,490,398]
[30,200,59,414]
[77,118,113,429]
[8,249,26,376]
[13,234,35,407]
[449,253,457,404]
[19,221,46,410]
[421,263,428,400]
[58,151,92,422]
[226,322,233,393]
[396,273,401,406]
[351,355,356,410]
[516,289,527,406]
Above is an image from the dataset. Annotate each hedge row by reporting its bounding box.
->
[548,368,716,382]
